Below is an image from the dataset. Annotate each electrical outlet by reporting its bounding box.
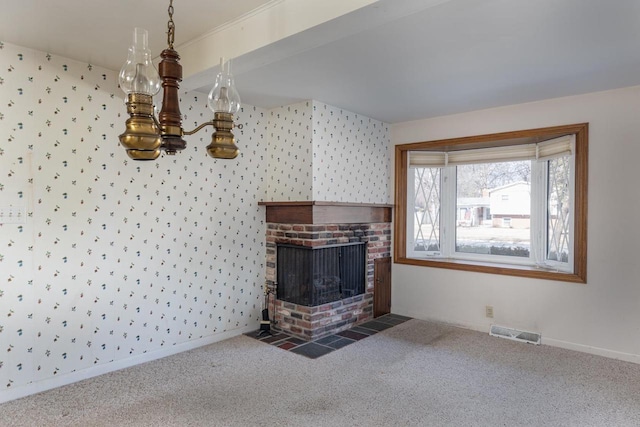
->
[485,305,494,318]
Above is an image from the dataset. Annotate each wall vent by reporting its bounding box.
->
[489,325,541,345]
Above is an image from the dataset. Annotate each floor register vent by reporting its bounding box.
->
[489,325,541,345]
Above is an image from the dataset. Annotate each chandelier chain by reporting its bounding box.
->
[167,0,175,49]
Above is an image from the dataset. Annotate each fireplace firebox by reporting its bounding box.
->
[277,242,366,307]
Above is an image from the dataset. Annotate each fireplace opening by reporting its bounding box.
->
[277,242,366,307]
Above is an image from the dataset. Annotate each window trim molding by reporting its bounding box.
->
[394,123,588,284]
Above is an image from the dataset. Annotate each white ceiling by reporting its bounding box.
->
[3,0,640,124]
[0,0,272,74]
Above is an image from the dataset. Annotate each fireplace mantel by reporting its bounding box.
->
[258,201,393,224]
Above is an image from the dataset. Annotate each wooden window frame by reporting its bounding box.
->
[394,123,588,283]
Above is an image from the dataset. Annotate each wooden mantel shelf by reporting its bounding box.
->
[258,201,393,224]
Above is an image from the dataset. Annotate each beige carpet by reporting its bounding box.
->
[2,319,640,426]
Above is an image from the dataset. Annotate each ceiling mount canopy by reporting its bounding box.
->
[118,0,241,161]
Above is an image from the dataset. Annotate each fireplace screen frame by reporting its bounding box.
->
[276,242,366,307]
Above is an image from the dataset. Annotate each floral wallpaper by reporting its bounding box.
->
[0,41,268,394]
[267,101,313,201]
[311,101,390,204]
[0,38,391,400]
[266,100,390,203]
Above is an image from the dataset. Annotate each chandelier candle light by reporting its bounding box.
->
[118,0,241,161]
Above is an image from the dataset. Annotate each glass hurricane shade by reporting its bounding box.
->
[207,59,241,114]
[118,28,161,96]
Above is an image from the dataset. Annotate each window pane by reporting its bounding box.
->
[456,161,531,258]
[413,168,440,252]
[547,156,571,263]
[397,125,586,282]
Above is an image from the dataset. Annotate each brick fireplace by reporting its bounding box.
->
[259,201,392,341]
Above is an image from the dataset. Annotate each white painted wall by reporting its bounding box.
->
[391,86,640,363]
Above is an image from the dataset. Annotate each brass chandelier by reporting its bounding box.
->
[118,0,241,161]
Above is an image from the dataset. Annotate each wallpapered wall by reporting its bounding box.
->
[311,101,390,203]
[0,42,268,395]
[0,40,391,400]
[266,101,390,203]
[267,101,313,201]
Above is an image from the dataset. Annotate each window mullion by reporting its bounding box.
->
[406,167,416,255]
[567,154,576,269]
[530,161,547,266]
[440,166,456,258]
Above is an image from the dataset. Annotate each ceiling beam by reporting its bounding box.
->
[177,0,381,90]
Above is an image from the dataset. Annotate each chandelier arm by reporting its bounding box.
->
[151,113,162,131]
[183,121,215,136]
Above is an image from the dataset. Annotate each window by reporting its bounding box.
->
[395,124,588,283]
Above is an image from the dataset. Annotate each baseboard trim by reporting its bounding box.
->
[541,337,640,364]
[393,310,640,365]
[0,325,255,404]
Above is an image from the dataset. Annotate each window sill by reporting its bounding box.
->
[395,255,586,284]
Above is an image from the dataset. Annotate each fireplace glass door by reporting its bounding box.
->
[277,242,366,306]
